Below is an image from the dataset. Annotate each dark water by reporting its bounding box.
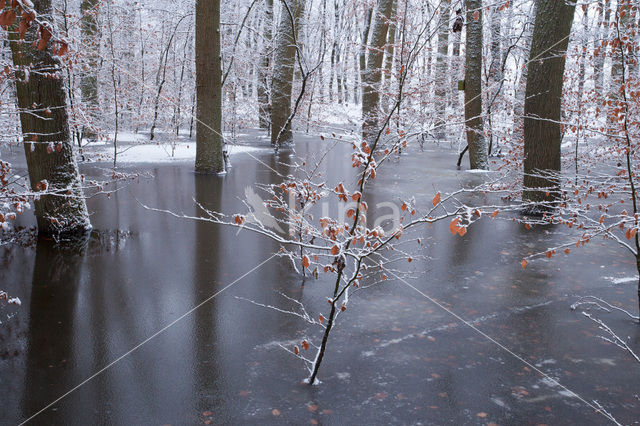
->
[1,133,640,425]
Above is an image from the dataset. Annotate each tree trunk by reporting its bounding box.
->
[258,0,274,129]
[434,0,451,139]
[361,0,394,144]
[383,0,397,112]
[8,0,91,236]
[464,0,487,169]
[80,0,100,140]
[522,0,576,203]
[270,0,305,146]
[195,0,225,173]
[358,6,373,105]
[595,0,612,92]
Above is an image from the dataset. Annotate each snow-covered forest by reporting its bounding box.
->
[1,0,640,423]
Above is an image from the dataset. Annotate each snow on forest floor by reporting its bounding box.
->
[81,131,270,164]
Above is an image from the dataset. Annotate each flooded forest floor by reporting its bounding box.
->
[1,130,640,425]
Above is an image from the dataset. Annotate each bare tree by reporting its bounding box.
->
[361,0,394,144]
[522,0,576,204]
[270,0,306,146]
[195,0,225,173]
[464,0,487,169]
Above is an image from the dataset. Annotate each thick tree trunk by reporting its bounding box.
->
[270,0,305,146]
[8,0,91,236]
[195,0,225,173]
[434,0,450,139]
[361,0,394,144]
[464,0,487,169]
[257,0,274,129]
[80,0,100,140]
[522,0,576,203]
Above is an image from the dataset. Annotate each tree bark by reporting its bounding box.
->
[257,0,274,129]
[270,0,305,146]
[434,0,450,139]
[464,0,487,169]
[522,0,576,203]
[361,0,394,144]
[8,0,91,236]
[195,0,225,173]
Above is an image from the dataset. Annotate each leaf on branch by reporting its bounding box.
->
[491,210,499,218]
[331,245,339,255]
[318,314,325,324]
[0,9,16,29]
[37,25,52,51]
[301,340,309,350]
[521,259,528,269]
[449,217,461,235]
[302,255,310,269]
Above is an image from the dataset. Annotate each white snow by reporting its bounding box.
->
[464,169,495,174]
[603,276,638,285]
[87,142,268,164]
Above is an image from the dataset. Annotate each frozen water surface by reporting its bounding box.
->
[1,131,639,424]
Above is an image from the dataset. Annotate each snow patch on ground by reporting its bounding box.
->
[603,276,638,285]
[464,169,495,174]
[88,142,268,164]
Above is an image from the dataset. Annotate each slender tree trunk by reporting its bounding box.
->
[383,0,397,113]
[8,0,91,236]
[175,27,192,136]
[358,6,373,97]
[270,0,305,146]
[595,0,612,92]
[489,5,501,85]
[522,0,576,204]
[258,0,274,129]
[80,0,100,141]
[464,0,487,169]
[361,0,394,143]
[195,0,225,173]
[451,9,462,111]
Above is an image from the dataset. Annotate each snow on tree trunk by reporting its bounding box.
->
[8,0,91,237]
[361,0,394,144]
[257,0,274,130]
[195,0,225,173]
[270,0,305,146]
[594,0,612,93]
[434,0,450,140]
[523,0,576,203]
[464,0,488,170]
